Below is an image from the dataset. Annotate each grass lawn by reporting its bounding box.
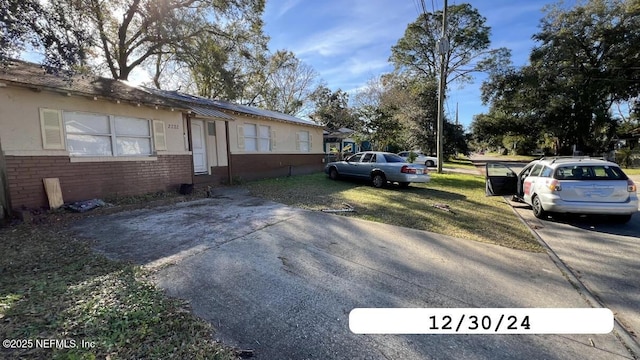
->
[245,172,542,253]
[480,152,538,161]
[623,168,640,175]
[0,223,237,360]
[444,156,478,169]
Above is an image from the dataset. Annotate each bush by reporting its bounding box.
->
[615,147,640,168]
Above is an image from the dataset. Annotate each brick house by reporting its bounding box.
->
[0,60,323,215]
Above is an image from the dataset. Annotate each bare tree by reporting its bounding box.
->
[246,50,319,116]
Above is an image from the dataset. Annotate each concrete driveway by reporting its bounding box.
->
[70,188,634,359]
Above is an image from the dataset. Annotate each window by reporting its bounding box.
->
[556,165,627,180]
[540,166,554,178]
[383,153,405,163]
[243,124,257,151]
[347,153,363,162]
[258,125,271,151]
[530,164,544,177]
[362,153,373,162]
[296,131,311,152]
[243,123,271,152]
[64,111,153,156]
[115,116,152,155]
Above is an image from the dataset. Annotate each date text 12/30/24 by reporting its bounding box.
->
[349,308,613,334]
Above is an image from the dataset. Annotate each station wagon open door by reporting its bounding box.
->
[485,163,518,196]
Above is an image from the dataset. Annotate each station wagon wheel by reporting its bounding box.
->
[532,195,547,219]
[372,173,386,188]
[425,160,435,167]
[329,167,339,180]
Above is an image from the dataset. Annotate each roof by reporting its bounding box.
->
[144,88,320,127]
[0,60,186,111]
[324,127,356,137]
[534,157,616,167]
[0,60,321,127]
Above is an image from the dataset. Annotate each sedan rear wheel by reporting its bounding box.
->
[425,160,435,167]
[329,167,339,180]
[532,195,547,219]
[372,173,386,188]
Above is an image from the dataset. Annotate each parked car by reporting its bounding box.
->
[485,157,638,223]
[397,151,437,167]
[325,151,430,188]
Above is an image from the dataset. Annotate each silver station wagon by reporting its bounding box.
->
[486,157,638,223]
[325,151,430,188]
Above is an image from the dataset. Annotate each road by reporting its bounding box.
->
[472,156,640,354]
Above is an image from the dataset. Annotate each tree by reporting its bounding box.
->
[444,121,470,156]
[160,15,269,101]
[309,85,358,131]
[477,0,640,155]
[1,0,89,71]
[353,77,408,151]
[242,50,320,116]
[2,0,266,81]
[390,3,510,85]
[389,3,507,157]
[85,0,266,80]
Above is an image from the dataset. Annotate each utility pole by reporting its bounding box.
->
[436,0,448,174]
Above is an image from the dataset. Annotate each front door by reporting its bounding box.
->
[191,120,207,174]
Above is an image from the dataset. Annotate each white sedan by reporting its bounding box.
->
[397,151,438,167]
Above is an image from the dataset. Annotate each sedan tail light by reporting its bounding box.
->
[401,165,416,174]
[628,180,637,192]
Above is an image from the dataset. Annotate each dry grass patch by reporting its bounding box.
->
[0,224,238,360]
[245,172,542,252]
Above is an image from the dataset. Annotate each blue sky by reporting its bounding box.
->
[262,0,572,128]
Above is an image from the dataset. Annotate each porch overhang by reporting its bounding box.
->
[188,105,235,121]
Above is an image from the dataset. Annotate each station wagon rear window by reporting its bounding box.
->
[554,165,628,180]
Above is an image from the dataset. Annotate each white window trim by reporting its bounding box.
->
[296,131,312,153]
[243,123,272,152]
[69,156,158,163]
[63,111,155,157]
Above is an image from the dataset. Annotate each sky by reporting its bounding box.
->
[262,0,571,128]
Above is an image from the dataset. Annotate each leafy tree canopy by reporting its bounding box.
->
[476,0,640,155]
[309,85,359,131]
[1,0,89,71]
[390,3,510,84]
[1,0,265,81]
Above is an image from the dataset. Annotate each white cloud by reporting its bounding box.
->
[271,0,302,18]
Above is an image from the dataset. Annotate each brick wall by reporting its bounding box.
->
[230,153,325,181]
[6,155,192,210]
